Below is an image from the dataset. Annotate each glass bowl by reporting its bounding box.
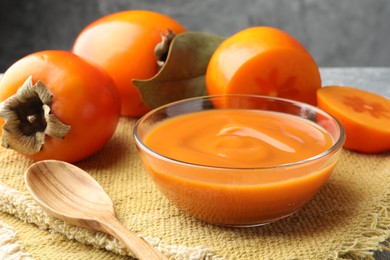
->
[133,95,345,227]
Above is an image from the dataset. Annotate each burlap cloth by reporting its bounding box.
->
[0,117,389,259]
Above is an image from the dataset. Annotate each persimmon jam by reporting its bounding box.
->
[138,109,339,226]
[145,109,333,168]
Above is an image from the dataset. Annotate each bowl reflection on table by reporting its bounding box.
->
[133,95,345,227]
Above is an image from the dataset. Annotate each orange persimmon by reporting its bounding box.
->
[317,86,390,153]
[73,10,186,117]
[0,50,120,162]
[206,26,321,105]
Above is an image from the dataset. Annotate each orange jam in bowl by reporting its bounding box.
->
[134,95,345,227]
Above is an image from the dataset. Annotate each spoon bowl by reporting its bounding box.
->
[25,160,167,260]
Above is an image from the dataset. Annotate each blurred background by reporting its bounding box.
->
[0,0,389,72]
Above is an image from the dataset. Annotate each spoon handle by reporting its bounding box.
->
[100,214,167,260]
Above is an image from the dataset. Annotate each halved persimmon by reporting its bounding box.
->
[206,26,321,105]
[317,86,390,153]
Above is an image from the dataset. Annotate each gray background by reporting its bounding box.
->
[0,0,390,72]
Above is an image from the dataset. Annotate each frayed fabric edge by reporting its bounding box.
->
[0,183,223,260]
[335,192,390,260]
[0,220,33,260]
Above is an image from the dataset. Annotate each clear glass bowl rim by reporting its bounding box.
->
[133,94,346,171]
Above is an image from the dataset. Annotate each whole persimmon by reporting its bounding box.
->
[72,10,186,117]
[206,26,321,105]
[0,50,120,162]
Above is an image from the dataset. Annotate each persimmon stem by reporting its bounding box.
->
[154,29,176,69]
[27,114,37,124]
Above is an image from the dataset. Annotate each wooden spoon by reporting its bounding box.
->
[24,160,167,260]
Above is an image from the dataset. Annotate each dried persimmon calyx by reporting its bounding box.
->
[0,76,71,155]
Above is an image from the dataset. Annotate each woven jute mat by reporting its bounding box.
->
[0,117,389,259]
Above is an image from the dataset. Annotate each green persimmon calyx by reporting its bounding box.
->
[0,76,71,155]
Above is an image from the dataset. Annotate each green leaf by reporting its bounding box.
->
[133,32,225,109]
